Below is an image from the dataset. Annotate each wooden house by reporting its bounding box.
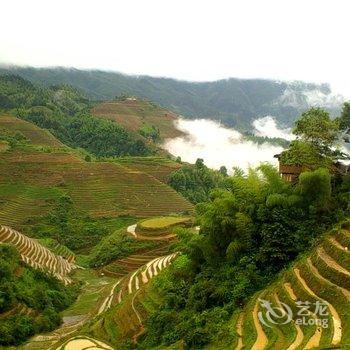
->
[274,153,350,184]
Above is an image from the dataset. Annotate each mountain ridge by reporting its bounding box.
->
[0,65,344,129]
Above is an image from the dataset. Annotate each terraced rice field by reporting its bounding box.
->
[62,162,193,218]
[0,153,192,224]
[25,253,177,349]
[0,114,63,147]
[0,115,192,227]
[23,269,117,350]
[84,220,182,345]
[38,238,76,263]
[2,149,81,163]
[0,183,63,229]
[102,253,177,314]
[234,228,350,349]
[57,336,113,350]
[89,253,177,345]
[139,216,191,230]
[22,218,181,349]
[101,244,170,278]
[0,140,9,152]
[0,157,192,227]
[0,225,77,284]
[115,157,181,183]
[127,221,178,241]
[92,99,184,139]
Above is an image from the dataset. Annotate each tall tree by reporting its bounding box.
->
[281,107,344,168]
[338,102,350,142]
[293,107,339,156]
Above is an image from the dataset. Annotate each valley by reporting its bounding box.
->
[1,218,187,350]
[0,72,350,350]
[2,1,350,348]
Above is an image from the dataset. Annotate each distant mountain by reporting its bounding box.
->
[0,66,345,129]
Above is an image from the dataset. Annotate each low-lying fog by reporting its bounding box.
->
[163,117,292,172]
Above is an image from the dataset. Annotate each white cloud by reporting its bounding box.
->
[252,116,294,141]
[163,119,283,172]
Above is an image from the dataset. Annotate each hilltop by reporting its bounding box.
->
[0,66,344,128]
[92,97,184,140]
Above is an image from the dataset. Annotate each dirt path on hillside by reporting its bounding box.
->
[317,247,350,276]
[98,280,121,315]
[234,313,244,350]
[251,297,268,350]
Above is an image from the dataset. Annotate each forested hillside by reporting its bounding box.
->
[0,244,78,345]
[0,66,344,128]
[0,74,154,157]
[135,106,350,349]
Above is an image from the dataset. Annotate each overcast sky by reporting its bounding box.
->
[1,0,350,97]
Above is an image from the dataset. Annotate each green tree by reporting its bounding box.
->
[219,166,228,177]
[293,107,339,156]
[281,107,343,169]
[168,160,226,204]
[338,102,350,142]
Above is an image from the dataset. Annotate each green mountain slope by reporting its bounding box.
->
[0,114,192,231]
[0,66,344,128]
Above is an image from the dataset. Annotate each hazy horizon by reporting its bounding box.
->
[1,63,341,90]
[1,0,350,98]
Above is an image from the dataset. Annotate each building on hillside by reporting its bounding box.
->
[274,153,350,184]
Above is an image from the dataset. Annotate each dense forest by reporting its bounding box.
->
[168,158,228,204]
[0,74,154,157]
[138,106,350,348]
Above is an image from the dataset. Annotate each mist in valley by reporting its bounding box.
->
[163,117,292,172]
